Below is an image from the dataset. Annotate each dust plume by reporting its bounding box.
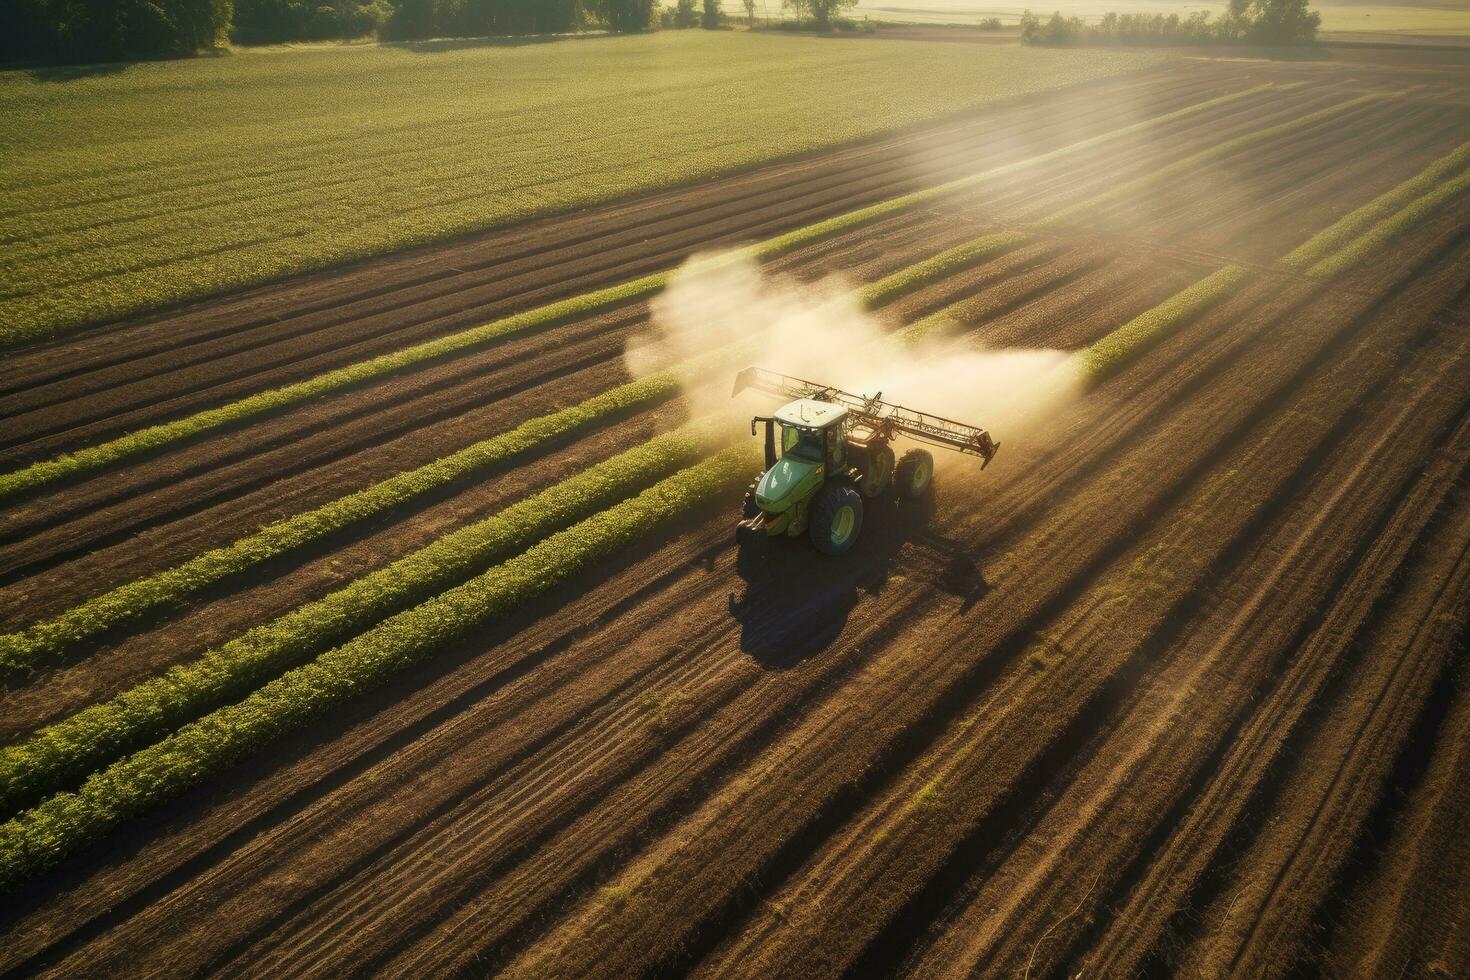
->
[626,250,1082,468]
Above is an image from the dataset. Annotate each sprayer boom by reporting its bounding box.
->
[732,366,1000,467]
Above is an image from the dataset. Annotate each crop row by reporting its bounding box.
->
[0,225,1031,674]
[0,444,758,893]
[0,82,1288,498]
[1278,140,1470,272]
[1075,138,1470,378]
[0,420,724,818]
[0,375,678,675]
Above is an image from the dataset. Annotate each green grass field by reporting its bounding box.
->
[0,32,1161,343]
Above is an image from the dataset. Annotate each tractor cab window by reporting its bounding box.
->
[781,424,825,463]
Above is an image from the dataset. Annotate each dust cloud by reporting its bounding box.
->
[625,250,1082,468]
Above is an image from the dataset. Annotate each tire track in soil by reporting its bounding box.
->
[1318,616,1470,980]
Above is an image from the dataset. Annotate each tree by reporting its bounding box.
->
[1246,0,1319,42]
[2,0,232,63]
[702,0,723,28]
[742,0,756,26]
[783,0,855,30]
[599,0,654,31]
[672,0,698,27]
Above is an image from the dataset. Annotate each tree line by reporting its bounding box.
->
[1020,0,1321,46]
[0,0,731,66]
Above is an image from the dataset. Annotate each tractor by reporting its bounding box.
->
[732,366,1000,563]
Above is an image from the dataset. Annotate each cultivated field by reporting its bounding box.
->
[0,32,1158,344]
[2,42,1469,979]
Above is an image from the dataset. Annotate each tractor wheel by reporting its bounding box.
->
[896,449,935,501]
[859,445,896,499]
[810,481,864,556]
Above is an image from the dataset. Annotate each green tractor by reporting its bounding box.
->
[732,367,1000,563]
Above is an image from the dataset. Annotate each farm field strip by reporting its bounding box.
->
[1320,602,1470,980]
[0,93,1293,469]
[0,35,1168,339]
[5,91,1458,690]
[0,220,1264,928]
[0,69,1242,397]
[0,78,1281,458]
[3,60,1467,975]
[0,94,1458,822]
[0,419,735,819]
[0,445,761,892]
[0,82,1392,508]
[1175,463,1470,976]
[63,244,1431,977]
[5,103,1422,693]
[490,204,1470,979]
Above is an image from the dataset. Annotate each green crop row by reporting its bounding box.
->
[0,84,1277,502]
[0,273,669,501]
[857,232,1031,310]
[1279,141,1470,272]
[0,421,722,818]
[0,445,758,894]
[1306,165,1470,279]
[1079,265,1250,379]
[1039,94,1378,229]
[0,374,680,676]
[1073,137,1470,381]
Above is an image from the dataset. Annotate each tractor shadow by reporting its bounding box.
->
[728,493,988,668]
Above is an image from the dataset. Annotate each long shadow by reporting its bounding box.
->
[729,491,988,668]
[390,32,608,55]
[26,62,129,82]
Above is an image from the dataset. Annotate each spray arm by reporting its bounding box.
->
[733,366,1000,467]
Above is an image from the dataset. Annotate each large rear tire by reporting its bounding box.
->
[895,449,934,501]
[810,481,864,556]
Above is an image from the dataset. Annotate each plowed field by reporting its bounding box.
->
[2,49,1469,978]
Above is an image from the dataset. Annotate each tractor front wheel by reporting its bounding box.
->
[810,481,864,556]
[896,449,935,501]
